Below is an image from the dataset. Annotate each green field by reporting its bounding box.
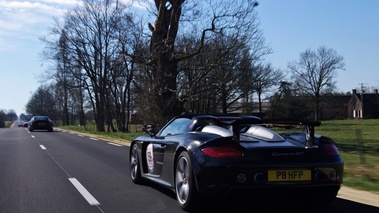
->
[316,119,379,193]
[58,119,379,193]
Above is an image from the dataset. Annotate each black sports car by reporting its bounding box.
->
[129,114,344,211]
[27,115,54,132]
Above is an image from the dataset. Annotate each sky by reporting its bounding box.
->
[1,0,379,116]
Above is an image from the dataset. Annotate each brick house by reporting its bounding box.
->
[347,89,379,119]
[245,88,379,120]
[214,89,379,120]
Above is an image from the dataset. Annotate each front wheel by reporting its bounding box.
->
[175,151,199,211]
[130,143,143,184]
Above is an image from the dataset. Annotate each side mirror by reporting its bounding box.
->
[143,124,156,136]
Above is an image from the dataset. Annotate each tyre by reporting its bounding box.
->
[175,151,199,211]
[130,143,143,184]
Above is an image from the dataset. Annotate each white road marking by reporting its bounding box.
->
[31,135,35,138]
[107,142,122,147]
[40,145,46,150]
[89,138,98,141]
[69,178,100,206]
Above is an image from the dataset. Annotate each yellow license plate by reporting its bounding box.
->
[268,170,311,182]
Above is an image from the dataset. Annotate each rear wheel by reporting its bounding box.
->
[175,151,199,211]
[130,143,143,184]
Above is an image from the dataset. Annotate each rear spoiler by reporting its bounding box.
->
[222,118,321,147]
[262,120,320,147]
[262,119,321,126]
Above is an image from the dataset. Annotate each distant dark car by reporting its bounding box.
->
[28,116,54,132]
[129,114,344,211]
[23,122,28,127]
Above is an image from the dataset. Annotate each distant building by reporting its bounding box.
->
[347,89,379,119]
[227,88,379,120]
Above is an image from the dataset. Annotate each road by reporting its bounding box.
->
[0,125,378,213]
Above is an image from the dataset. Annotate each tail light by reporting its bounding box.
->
[201,144,242,158]
[323,143,340,156]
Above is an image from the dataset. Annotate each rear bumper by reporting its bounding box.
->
[194,164,343,200]
[30,125,53,131]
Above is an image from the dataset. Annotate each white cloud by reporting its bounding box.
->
[39,0,80,6]
[0,0,76,51]
[0,0,148,52]
[0,1,69,16]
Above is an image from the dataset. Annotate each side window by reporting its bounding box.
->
[159,118,191,136]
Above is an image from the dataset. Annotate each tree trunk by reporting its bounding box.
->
[149,0,184,124]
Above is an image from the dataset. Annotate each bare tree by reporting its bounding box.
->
[138,0,262,125]
[208,36,252,114]
[38,0,270,127]
[288,46,345,120]
[40,29,88,126]
[41,0,137,131]
[252,63,285,116]
[176,34,255,114]
[26,85,57,119]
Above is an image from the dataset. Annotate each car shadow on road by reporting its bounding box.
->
[142,181,379,213]
[193,197,379,213]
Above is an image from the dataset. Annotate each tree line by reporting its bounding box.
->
[21,0,345,132]
[0,110,18,127]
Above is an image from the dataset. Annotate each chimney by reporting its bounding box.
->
[352,89,357,94]
[374,89,378,94]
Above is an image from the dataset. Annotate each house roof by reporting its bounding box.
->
[355,93,379,105]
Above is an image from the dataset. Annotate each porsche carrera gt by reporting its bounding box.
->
[129,114,344,211]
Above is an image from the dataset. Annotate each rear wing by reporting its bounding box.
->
[220,117,321,147]
[262,120,321,147]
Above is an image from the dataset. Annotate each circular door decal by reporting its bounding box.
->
[146,143,154,173]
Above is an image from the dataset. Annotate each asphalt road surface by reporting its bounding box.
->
[1,125,378,213]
